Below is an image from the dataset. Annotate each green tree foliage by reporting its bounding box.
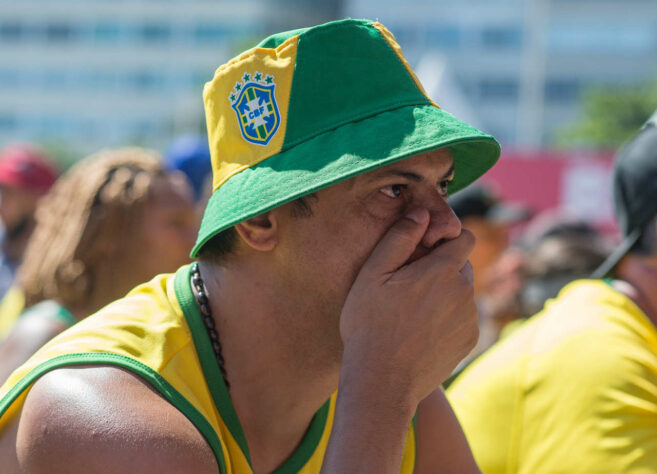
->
[556,80,657,149]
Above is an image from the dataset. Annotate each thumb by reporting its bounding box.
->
[362,207,429,276]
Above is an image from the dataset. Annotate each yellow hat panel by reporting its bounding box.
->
[203,36,298,191]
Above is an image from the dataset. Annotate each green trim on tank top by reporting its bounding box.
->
[0,352,228,474]
[174,263,331,473]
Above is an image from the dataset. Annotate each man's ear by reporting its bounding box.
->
[234,212,278,251]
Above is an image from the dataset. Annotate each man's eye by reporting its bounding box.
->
[380,184,405,199]
[438,179,452,197]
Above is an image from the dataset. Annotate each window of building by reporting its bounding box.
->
[479,78,519,101]
[94,21,122,43]
[132,119,159,138]
[140,23,171,44]
[193,23,257,45]
[0,22,23,41]
[129,71,162,91]
[548,24,654,54]
[0,114,16,131]
[193,24,228,44]
[481,26,522,50]
[46,22,75,42]
[545,79,580,102]
[426,25,460,49]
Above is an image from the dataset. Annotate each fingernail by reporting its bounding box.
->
[405,208,427,224]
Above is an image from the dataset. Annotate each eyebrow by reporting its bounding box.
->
[368,164,455,184]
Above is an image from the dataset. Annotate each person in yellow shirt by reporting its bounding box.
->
[447,111,657,473]
[0,20,501,473]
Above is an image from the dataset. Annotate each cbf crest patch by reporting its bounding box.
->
[229,72,281,146]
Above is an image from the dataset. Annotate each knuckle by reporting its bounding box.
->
[459,228,476,249]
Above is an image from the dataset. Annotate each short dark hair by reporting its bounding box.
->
[197,193,317,262]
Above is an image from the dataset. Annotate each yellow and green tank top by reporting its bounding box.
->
[0,265,416,473]
[447,279,657,474]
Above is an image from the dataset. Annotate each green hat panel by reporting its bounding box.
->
[282,19,431,149]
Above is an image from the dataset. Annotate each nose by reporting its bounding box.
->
[419,196,462,249]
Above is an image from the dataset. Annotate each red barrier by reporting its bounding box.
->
[480,150,617,236]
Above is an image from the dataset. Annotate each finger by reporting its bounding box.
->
[362,207,430,276]
[409,228,475,276]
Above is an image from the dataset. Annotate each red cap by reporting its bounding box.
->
[0,144,58,194]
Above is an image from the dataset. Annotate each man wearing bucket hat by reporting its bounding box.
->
[0,20,499,473]
[447,111,657,473]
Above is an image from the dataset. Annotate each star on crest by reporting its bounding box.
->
[228,72,277,104]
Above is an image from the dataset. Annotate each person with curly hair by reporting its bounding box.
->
[0,148,198,382]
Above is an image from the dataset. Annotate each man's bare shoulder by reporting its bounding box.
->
[9,366,218,474]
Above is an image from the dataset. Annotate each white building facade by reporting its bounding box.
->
[1,0,656,153]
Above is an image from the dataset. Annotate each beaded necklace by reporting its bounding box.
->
[190,262,229,388]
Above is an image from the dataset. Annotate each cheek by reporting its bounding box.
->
[321,210,392,283]
[286,194,399,297]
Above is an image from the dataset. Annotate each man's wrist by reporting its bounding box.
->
[338,347,419,423]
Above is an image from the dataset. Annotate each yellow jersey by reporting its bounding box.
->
[448,279,657,474]
[0,265,416,473]
[0,286,25,342]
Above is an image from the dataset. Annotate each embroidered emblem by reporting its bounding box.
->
[229,72,280,146]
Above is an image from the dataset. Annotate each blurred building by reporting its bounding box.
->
[1,0,656,153]
[346,0,657,146]
[0,0,340,155]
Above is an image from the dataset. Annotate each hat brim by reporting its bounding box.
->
[590,228,641,279]
[192,104,500,257]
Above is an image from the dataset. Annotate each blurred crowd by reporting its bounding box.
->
[0,137,212,380]
[444,182,612,378]
[447,113,657,472]
[0,108,655,472]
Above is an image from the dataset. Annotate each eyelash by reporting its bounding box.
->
[380,180,452,199]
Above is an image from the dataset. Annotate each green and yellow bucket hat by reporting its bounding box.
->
[192,18,500,256]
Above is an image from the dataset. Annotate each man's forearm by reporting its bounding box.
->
[321,359,417,473]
